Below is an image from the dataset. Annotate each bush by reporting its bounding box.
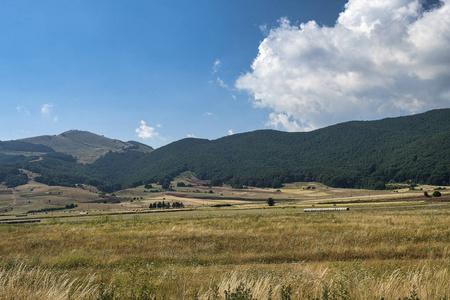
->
[281,284,292,300]
[267,198,275,206]
[432,191,442,197]
[224,282,255,300]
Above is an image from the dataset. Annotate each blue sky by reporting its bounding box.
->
[1,0,448,148]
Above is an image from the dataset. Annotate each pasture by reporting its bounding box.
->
[0,194,449,299]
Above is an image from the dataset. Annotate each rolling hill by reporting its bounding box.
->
[90,108,450,190]
[1,109,449,191]
[19,130,153,163]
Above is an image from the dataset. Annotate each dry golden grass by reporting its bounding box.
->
[0,263,97,299]
[0,204,449,299]
[2,181,448,217]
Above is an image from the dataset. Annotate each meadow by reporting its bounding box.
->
[0,200,449,299]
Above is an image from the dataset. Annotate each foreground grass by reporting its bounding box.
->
[0,206,449,299]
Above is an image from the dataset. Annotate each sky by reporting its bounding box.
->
[0,0,448,148]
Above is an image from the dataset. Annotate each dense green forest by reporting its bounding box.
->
[0,164,29,188]
[1,109,449,191]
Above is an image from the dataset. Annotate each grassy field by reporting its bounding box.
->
[0,177,442,216]
[0,198,449,299]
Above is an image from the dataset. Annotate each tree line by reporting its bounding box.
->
[149,201,185,209]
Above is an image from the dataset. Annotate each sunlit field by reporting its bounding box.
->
[0,201,449,299]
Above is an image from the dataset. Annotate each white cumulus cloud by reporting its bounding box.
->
[266,113,303,132]
[135,120,159,139]
[236,0,450,131]
[228,129,234,135]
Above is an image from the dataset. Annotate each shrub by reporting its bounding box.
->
[281,284,292,300]
[432,191,441,197]
[224,282,255,300]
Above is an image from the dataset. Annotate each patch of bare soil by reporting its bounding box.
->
[89,196,131,204]
[424,195,450,202]
[165,192,290,202]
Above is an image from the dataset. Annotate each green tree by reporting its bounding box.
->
[267,197,275,206]
[432,190,442,197]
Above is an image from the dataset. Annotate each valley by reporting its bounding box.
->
[0,109,449,299]
[0,182,448,299]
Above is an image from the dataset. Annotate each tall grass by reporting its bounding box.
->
[0,263,97,299]
[198,263,450,299]
[0,260,448,299]
[0,207,449,299]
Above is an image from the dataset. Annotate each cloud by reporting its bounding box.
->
[217,77,229,89]
[41,103,53,116]
[213,59,221,73]
[236,0,450,131]
[135,120,159,139]
[211,59,237,99]
[16,105,30,116]
[40,103,58,122]
[259,24,269,35]
[187,134,196,138]
[228,129,234,135]
[266,113,303,132]
[204,112,213,116]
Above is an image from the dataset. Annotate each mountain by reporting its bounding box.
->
[19,130,153,163]
[90,109,450,190]
[1,109,449,190]
[0,140,55,159]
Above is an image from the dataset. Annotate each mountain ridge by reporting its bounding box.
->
[18,130,153,163]
[90,108,450,190]
[1,108,449,191]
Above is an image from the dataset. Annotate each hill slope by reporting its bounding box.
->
[2,109,449,191]
[90,109,450,190]
[20,130,153,163]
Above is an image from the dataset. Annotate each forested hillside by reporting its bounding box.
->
[1,109,449,191]
[91,108,450,190]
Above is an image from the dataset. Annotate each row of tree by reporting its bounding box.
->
[149,201,185,209]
